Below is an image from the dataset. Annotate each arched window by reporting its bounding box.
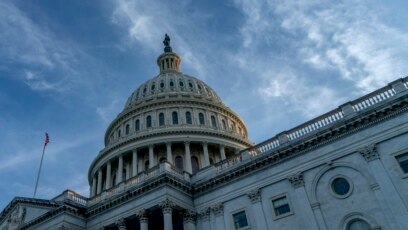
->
[172,111,179,124]
[188,82,193,88]
[192,156,199,173]
[347,219,371,230]
[199,113,205,125]
[118,129,121,138]
[125,124,130,135]
[144,161,149,170]
[211,115,217,127]
[222,119,227,130]
[143,87,147,94]
[159,113,165,126]
[146,115,152,128]
[186,111,192,124]
[179,80,184,87]
[151,83,155,90]
[135,119,140,131]
[170,80,174,87]
[175,156,183,170]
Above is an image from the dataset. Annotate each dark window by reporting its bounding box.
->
[211,115,217,127]
[332,178,350,196]
[175,156,183,170]
[135,119,140,131]
[172,111,178,124]
[145,161,149,170]
[146,115,152,128]
[199,113,205,125]
[151,83,155,90]
[192,156,199,173]
[160,81,165,88]
[143,87,147,94]
[159,113,165,126]
[179,81,184,87]
[125,124,130,135]
[272,196,291,216]
[222,120,227,130]
[233,211,249,229]
[186,111,192,124]
[397,153,408,173]
[170,80,174,87]
[118,129,121,138]
[188,82,193,88]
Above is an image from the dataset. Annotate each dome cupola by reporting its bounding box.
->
[157,34,181,73]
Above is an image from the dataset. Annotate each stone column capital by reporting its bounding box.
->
[211,203,224,216]
[166,142,172,147]
[159,198,175,214]
[148,144,154,149]
[359,144,380,162]
[136,209,148,223]
[247,188,262,203]
[198,207,210,221]
[184,141,190,146]
[116,218,126,229]
[288,172,305,189]
[202,142,208,147]
[182,209,197,224]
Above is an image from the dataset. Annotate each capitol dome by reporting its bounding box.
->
[88,35,253,196]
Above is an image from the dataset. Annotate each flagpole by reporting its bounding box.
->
[34,133,48,198]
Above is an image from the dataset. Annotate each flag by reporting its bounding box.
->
[45,132,50,146]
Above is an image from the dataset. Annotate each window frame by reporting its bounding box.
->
[394,151,408,178]
[185,111,192,124]
[159,113,165,126]
[146,115,152,128]
[199,112,205,125]
[231,209,250,230]
[172,111,179,125]
[329,175,353,199]
[270,193,294,220]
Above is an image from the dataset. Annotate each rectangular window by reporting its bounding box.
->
[233,211,248,229]
[272,196,291,216]
[396,153,408,173]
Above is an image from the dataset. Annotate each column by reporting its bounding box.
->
[91,175,96,197]
[166,142,173,164]
[219,145,226,160]
[132,150,138,177]
[183,210,197,230]
[198,208,211,230]
[116,218,126,230]
[137,209,148,230]
[105,161,111,190]
[117,155,123,185]
[247,189,268,230]
[359,145,408,229]
[149,145,155,168]
[202,142,210,167]
[159,198,175,230]
[212,203,225,230]
[287,173,320,230]
[184,142,193,174]
[97,169,102,194]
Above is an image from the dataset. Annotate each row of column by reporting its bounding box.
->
[92,142,231,196]
[111,199,196,230]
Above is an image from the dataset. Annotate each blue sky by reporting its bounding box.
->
[1,0,408,209]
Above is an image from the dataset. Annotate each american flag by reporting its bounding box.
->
[44,132,50,146]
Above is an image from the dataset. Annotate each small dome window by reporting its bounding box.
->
[199,113,205,125]
[160,81,165,88]
[146,115,152,128]
[188,82,193,88]
[211,115,217,127]
[159,113,165,126]
[151,83,155,90]
[125,124,130,135]
[135,119,140,131]
[143,87,147,94]
[197,84,202,90]
[170,80,174,87]
[179,80,184,87]
[186,111,192,124]
[172,111,179,125]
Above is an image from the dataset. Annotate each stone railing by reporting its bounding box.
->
[88,161,189,206]
[65,190,87,206]
[215,77,408,173]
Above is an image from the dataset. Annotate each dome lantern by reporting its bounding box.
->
[157,34,181,73]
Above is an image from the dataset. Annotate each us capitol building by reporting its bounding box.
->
[1,35,408,230]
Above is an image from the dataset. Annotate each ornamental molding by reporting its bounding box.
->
[247,189,262,203]
[158,198,175,214]
[136,209,148,223]
[116,218,126,229]
[198,207,210,221]
[182,209,197,224]
[211,203,224,216]
[288,172,305,189]
[358,144,380,162]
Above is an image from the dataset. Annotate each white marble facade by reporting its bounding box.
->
[1,38,408,230]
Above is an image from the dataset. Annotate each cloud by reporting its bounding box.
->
[97,99,122,124]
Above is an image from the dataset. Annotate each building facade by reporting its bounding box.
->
[1,36,408,230]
